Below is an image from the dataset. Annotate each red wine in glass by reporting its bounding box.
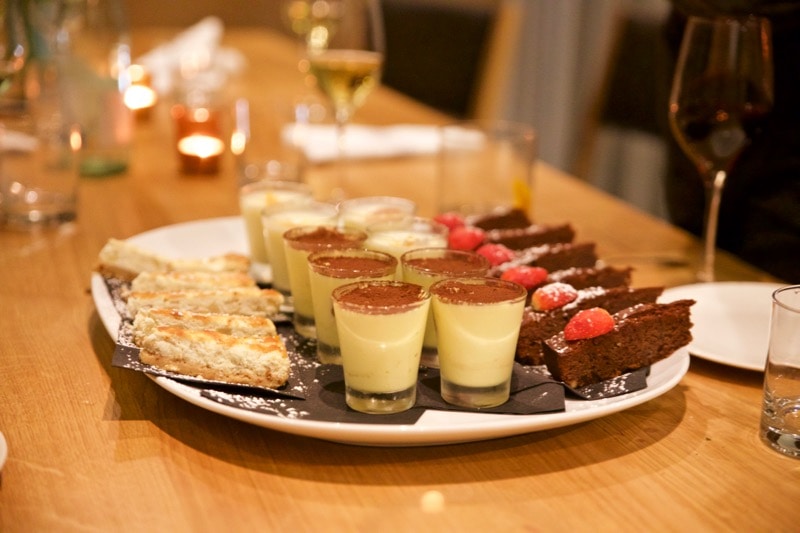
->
[668,16,774,282]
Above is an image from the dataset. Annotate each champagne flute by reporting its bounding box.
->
[306,0,384,158]
[668,15,773,282]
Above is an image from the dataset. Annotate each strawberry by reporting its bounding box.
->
[448,226,485,251]
[530,282,578,311]
[563,307,615,341]
[475,243,515,266]
[500,266,549,290]
[434,212,466,231]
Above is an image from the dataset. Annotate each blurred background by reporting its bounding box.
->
[127,0,673,220]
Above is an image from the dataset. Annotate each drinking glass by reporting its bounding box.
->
[0,0,27,94]
[305,0,384,158]
[282,0,343,57]
[668,15,773,282]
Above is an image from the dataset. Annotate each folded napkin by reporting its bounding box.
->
[0,130,37,152]
[136,16,246,95]
[282,123,441,163]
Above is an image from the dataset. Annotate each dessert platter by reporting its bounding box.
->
[661,282,784,371]
[91,215,691,447]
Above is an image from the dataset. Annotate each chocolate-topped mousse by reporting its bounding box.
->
[334,281,427,312]
[430,278,525,304]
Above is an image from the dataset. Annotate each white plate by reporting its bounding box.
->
[661,282,785,372]
[0,431,7,472]
[91,217,690,447]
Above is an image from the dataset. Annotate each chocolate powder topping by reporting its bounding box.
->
[431,279,525,304]
[335,282,427,312]
[288,226,365,245]
[311,255,395,278]
[405,256,487,276]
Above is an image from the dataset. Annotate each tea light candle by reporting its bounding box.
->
[172,104,225,174]
[124,65,158,119]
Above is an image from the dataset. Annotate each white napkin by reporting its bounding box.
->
[136,16,246,95]
[282,123,441,163]
[0,130,37,152]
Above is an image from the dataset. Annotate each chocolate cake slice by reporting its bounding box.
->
[484,223,576,250]
[543,299,695,388]
[489,242,598,276]
[515,285,664,365]
[547,265,633,290]
[468,207,531,230]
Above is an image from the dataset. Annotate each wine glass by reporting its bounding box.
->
[668,15,773,282]
[305,0,384,157]
[282,0,344,57]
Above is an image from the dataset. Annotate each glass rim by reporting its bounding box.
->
[400,247,490,274]
[308,248,398,277]
[773,285,800,313]
[332,280,430,312]
[429,276,527,305]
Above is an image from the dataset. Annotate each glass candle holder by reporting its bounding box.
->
[172,104,225,174]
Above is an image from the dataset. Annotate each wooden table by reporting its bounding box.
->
[1,28,797,531]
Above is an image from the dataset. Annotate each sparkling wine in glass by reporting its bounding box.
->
[668,15,773,282]
[306,0,384,154]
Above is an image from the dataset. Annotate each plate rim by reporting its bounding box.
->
[91,216,691,447]
[661,281,784,372]
[0,431,7,472]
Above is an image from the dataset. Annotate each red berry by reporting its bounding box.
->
[448,226,485,251]
[563,307,615,341]
[434,212,466,231]
[530,282,578,311]
[475,243,515,266]
[500,266,549,290]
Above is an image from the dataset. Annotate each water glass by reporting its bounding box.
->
[760,285,800,459]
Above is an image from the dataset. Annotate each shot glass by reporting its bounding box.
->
[261,201,338,294]
[760,285,800,459]
[239,180,312,265]
[308,248,398,364]
[430,277,527,408]
[332,281,430,414]
[337,196,416,230]
[283,225,367,338]
[365,216,448,278]
[438,120,536,218]
[400,248,490,368]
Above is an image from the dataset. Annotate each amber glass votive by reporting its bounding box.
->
[172,104,225,174]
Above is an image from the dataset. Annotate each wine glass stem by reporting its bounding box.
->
[699,169,727,282]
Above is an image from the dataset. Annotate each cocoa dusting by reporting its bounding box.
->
[310,255,395,278]
[431,279,525,304]
[405,255,488,276]
[334,281,427,313]
[286,226,366,250]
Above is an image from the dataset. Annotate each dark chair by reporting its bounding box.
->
[380,0,522,120]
